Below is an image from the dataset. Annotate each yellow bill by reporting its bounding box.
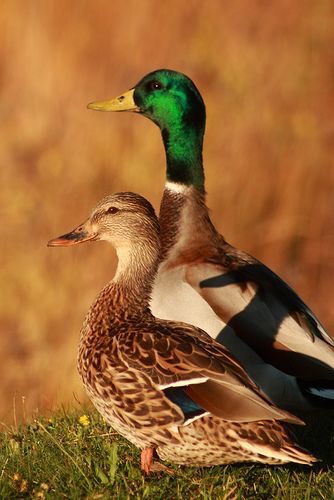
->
[87,88,138,112]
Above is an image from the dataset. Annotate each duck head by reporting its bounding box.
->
[48,192,159,250]
[88,70,206,190]
[88,69,206,135]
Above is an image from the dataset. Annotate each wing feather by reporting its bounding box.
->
[116,325,302,424]
[186,260,334,379]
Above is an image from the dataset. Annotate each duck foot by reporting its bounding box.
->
[141,448,154,475]
[140,449,174,475]
[149,462,175,474]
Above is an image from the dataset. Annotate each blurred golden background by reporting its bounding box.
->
[1,1,333,425]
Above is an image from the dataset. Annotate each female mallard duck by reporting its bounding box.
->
[87,70,334,411]
[48,192,315,471]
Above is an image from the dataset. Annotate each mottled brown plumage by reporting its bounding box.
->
[49,192,316,471]
[87,69,334,410]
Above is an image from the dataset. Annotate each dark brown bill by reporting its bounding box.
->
[48,224,97,247]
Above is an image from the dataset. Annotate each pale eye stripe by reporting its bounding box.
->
[159,377,208,390]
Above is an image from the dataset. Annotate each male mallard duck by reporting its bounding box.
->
[48,192,315,471]
[87,70,334,411]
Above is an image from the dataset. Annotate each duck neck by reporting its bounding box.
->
[159,185,219,261]
[87,240,160,331]
[161,120,205,193]
[113,242,160,311]
[116,243,158,289]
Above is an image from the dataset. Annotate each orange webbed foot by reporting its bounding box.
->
[141,447,154,475]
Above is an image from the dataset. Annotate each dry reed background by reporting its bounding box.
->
[0,1,333,425]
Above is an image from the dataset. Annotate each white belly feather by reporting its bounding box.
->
[151,265,223,336]
[150,264,312,410]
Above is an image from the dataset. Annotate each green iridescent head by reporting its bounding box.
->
[132,69,206,132]
[88,69,206,190]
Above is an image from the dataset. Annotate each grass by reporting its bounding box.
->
[0,408,333,499]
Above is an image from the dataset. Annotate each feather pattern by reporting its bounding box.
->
[87,68,334,410]
[154,185,334,409]
[50,192,316,470]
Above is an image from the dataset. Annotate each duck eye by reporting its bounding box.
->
[148,80,163,91]
[106,206,119,215]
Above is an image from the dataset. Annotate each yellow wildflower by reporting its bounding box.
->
[34,492,45,500]
[12,473,28,493]
[19,479,28,493]
[79,414,90,427]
